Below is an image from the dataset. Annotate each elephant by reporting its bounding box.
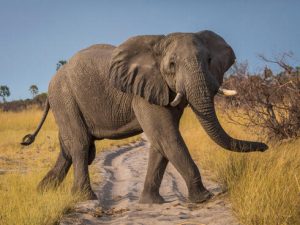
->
[21,30,268,204]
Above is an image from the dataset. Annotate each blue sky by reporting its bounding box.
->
[0,0,299,100]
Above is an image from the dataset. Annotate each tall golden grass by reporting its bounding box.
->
[0,171,83,225]
[0,107,139,225]
[181,108,300,225]
[0,107,299,225]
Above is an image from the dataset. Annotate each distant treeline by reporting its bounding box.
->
[0,60,67,111]
[0,93,47,111]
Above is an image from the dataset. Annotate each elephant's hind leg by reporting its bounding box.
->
[62,124,97,200]
[38,138,72,191]
[139,146,168,204]
[48,87,96,199]
[71,142,97,200]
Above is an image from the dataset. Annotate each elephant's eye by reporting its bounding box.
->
[208,57,212,65]
[169,61,176,74]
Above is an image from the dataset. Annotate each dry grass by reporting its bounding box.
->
[0,171,83,225]
[1,106,299,225]
[180,107,300,225]
[0,107,139,225]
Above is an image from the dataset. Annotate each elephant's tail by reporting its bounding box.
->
[21,98,50,146]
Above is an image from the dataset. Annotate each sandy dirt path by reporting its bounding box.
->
[60,140,239,225]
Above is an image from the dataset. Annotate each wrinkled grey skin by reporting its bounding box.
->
[22,30,268,203]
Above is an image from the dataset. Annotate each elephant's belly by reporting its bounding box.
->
[80,92,143,140]
[90,117,143,140]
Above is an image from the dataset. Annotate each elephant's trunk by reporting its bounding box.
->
[184,65,268,152]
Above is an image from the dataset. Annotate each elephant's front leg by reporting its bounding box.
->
[139,146,168,204]
[133,97,212,203]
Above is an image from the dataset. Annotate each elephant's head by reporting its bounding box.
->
[109,30,268,152]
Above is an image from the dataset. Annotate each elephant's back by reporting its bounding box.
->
[66,44,115,85]
[68,44,115,66]
[78,44,116,57]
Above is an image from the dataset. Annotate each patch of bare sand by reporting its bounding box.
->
[60,140,239,225]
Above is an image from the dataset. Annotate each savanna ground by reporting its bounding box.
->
[0,106,299,225]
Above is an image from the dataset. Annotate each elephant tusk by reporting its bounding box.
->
[170,92,183,107]
[218,88,237,96]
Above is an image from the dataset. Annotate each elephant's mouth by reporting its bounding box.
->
[170,92,184,107]
[169,87,237,107]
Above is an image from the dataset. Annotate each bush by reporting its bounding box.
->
[221,66,300,142]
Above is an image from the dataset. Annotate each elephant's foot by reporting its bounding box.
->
[71,186,98,200]
[85,190,98,200]
[37,172,60,192]
[188,189,213,203]
[139,191,165,204]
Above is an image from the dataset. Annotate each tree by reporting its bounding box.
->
[29,85,39,98]
[0,85,10,102]
[258,52,294,74]
[56,60,67,71]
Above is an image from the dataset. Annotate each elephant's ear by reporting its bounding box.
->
[196,30,236,83]
[109,35,170,106]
